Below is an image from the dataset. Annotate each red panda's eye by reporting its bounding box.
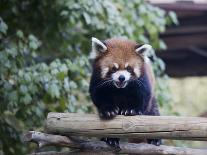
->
[126,66,133,73]
[111,66,117,73]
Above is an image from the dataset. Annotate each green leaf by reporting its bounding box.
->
[29,41,38,50]
[69,81,77,89]
[0,17,8,35]
[60,10,69,16]
[20,85,28,94]
[16,30,24,39]
[168,11,178,25]
[28,34,41,50]
[159,40,167,50]
[22,94,32,104]
[57,72,66,81]
[83,12,91,24]
[48,83,60,98]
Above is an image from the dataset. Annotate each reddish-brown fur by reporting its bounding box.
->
[93,38,155,91]
[95,39,143,70]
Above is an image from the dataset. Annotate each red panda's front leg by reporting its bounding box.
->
[90,91,120,148]
[97,104,119,120]
[91,92,119,119]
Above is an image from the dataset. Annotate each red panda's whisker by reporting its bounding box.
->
[129,78,144,87]
[96,80,112,88]
[137,79,144,87]
[96,79,113,89]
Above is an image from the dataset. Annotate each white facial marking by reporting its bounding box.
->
[134,67,141,77]
[113,63,119,69]
[101,67,109,78]
[112,70,131,82]
[125,63,129,68]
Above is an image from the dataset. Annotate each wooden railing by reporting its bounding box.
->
[23,112,207,155]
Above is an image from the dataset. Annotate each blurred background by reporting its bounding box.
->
[0,0,207,154]
[149,0,207,117]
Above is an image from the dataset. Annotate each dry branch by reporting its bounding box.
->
[45,112,207,140]
[24,131,207,155]
[28,151,112,155]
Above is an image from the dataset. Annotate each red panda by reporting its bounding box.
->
[89,37,161,148]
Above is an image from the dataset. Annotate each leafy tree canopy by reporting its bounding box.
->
[0,0,177,154]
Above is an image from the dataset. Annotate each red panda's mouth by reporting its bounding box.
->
[114,81,127,88]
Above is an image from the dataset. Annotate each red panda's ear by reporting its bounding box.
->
[89,37,107,59]
[135,44,152,57]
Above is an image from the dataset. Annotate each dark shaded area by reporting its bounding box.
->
[153,2,207,77]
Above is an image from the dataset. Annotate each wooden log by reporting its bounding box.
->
[45,112,207,140]
[28,151,111,155]
[162,33,207,49]
[23,131,207,155]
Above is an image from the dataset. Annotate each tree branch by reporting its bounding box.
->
[23,131,207,155]
[28,151,113,155]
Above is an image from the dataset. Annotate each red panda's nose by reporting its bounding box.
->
[118,75,125,82]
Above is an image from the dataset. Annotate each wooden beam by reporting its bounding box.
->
[164,59,207,77]
[45,113,207,140]
[162,34,207,49]
[28,151,110,155]
[24,131,207,155]
[161,25,207,37]
[157,48,207,77]
[152,3,207,11]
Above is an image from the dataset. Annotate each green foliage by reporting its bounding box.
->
[0,0,177,154]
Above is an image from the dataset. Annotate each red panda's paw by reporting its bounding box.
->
[101,137,120,149]
[98,107,119,120]
[120,108,137,116]
[147,139,162,146]
[138,111,143,115]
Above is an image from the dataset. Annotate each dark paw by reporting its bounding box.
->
[99,107,119,119]
[120,108,140,116]
[147,139,161,146]
[101,137,120,149]
[138,111,143,115]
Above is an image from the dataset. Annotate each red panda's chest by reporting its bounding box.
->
[109,79,151,107]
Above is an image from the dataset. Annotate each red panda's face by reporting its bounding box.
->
[97,50,143,88]
[90,38,152,89]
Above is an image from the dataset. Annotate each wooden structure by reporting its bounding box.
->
[149,0,207,77]
[24,112,207,155]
